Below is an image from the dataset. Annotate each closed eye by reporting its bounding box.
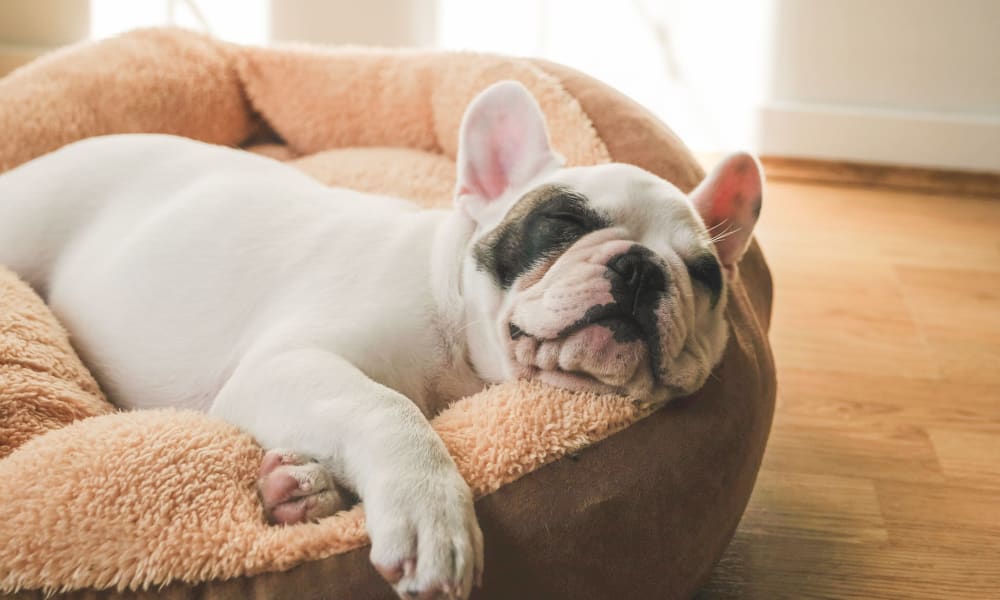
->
[542,211,587,228]
[685,251,723,308]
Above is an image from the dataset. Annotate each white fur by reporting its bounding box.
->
[0,81,762,599]
[0,135,485,597]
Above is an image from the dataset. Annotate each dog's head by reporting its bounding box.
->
[456,81,763,403]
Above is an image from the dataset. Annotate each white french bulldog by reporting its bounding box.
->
[0,81,762,599]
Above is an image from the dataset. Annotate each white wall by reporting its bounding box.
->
[270,0,436,46]
[0,0,89,75]
[437,0,1000,172]
[757,0,1000,172]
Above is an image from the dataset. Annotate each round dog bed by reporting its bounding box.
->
[0,28,775,599]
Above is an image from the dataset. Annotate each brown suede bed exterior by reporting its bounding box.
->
[7,60,775,600]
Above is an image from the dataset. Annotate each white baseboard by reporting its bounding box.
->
[755,102,1000,173]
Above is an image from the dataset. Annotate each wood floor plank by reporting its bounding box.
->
[761,415,945,485]
[896,265,1000,385]
[767,256,939,379]
[875,480,1000,552]
[776,368,1000,433]
[755,181,1000,270]
[698,535,1000,599]
[736,471,887,545]
[928,429,1000,490]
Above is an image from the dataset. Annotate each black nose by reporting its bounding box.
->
[606,250,666,313]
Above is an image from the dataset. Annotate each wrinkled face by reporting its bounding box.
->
[455,81,763,403]
[468,165,731,401]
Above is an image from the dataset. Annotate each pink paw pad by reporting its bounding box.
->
[257,448,350,524]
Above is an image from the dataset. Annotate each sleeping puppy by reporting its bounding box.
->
[0,81,762,599]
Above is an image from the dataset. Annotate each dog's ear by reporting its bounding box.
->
[690,152,764,267]
[455,81,562,222]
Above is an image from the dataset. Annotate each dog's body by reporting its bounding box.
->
[1,134,480,416]
[0,82,762,599]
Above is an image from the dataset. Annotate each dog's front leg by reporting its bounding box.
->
[211,347,483,599]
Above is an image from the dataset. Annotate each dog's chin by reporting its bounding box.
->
[533,368,620,395]
[510,322,661,400]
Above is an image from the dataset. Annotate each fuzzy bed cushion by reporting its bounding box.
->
[0,28,776,600]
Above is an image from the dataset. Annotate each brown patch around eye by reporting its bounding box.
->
[473,184,609,289]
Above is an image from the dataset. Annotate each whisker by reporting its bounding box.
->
[454,317,489,337]
[710,225,742,244]
[705,219,731,233]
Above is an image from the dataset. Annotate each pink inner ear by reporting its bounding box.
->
[707,176,743,226]
[692,153,763,266]
[456,80,560,215]
[475,115,525,199]
[712,165,761,224]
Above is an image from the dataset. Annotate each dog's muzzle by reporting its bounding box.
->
[506,246,669,396]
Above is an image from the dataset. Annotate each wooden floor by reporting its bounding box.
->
[696,177,1000,599]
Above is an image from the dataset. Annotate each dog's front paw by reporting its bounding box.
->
[367,472,484,599]
[257,448,351,524]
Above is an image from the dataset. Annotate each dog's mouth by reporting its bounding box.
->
[507,304,659,396]
[553,302,648,343]
[510,297,650,339]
